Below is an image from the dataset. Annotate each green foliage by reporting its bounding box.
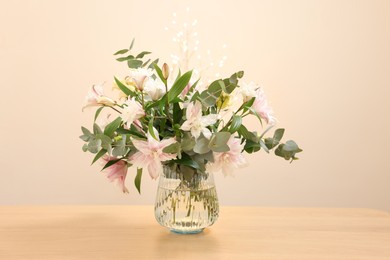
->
[104,117,122,137]
[114,77,136,97]
[209,132,231,152]
[275,140,303,162]
[134,168,142,194]
[168,71,193,102]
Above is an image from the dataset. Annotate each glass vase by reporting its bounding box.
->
[154,164,219,234]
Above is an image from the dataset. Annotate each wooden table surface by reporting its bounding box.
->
[1,206,390,259]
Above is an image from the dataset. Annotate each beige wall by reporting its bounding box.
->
[1,0,389,210]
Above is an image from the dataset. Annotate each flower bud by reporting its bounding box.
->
[162,63,170,80]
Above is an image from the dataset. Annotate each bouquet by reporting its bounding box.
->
[80,39,302,194]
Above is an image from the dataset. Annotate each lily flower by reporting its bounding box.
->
[82,84,116,111]
[207,136,247,176]
[101,156,129,193]
[144,77,166,101]
[120,98,145,126]
[252,88,276,125]
[180,100,218,139]
[238,81,259,102]
[129,132,177,179]
[128,68,153,91]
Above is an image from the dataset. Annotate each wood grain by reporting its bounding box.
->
[0,206,389,259]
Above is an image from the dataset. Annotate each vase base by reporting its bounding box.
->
[170,228,204,234]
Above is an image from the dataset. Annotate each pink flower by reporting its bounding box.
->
[252,88,276,125]
[129,132,177,179]
[181,101,218,139]
[101,156,129,193]
[207,136,247,176]
[82,84,116,111]
[120,98,145,126]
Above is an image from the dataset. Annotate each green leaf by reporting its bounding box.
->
[168,71,193,102]
[173,103,183,124]
[244,139,261,153]
[265,128,285,149]
[129,38,135,50]
[96,134,112,151]
[82,144,88,152]
[116,128,145,139]
[237,71,244,78]
[135,168,142,194]
[209,132,231,152]
[81,126,92,136]
[148,116,158,140]
[101,158,122,171]
[94,106,104,122]
[193,136,211,154]
[162,142,181,154]
[116,55,134,62]
[104,117,122,137]
[136,51,151,59]
[127,59,143,68]
[148,58,159,70]
[181,133,195,152]
[79,134,90,142]
[114,77,135,97]
[92,149,107,165]
[199,79,224,107]
[113,49,128,55]
[274,129,285,143]
[88,138,101,154]
[237,125,258,142]
[153,63,167,85]
[229,115,242,133]
[274,140,303,161]
[171,153,201,170]
[93,123,103,134]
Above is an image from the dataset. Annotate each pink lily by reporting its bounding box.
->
[207,136,247,176]
[82,83,116,111]
[252,88,276,125]
[101,156,129,193]
[129,132,177,179]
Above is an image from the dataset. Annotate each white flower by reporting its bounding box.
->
[128,68,154,91]
[120,98,145,125]
[181,100,218,139]
[238,81,260,102]
[206,136,247,176]
[144,77,166,101]
[82,83,116,111]
[252,88,276,125]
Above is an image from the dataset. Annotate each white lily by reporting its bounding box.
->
[181,100,218,139]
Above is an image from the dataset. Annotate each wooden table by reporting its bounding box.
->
[1,206,390,259]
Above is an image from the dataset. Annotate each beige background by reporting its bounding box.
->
[1,0,389,210]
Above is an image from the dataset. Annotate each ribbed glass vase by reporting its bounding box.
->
[154,165,219,234]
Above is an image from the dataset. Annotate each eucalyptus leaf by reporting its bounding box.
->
[93,123,103,135]
[113,49,128,55]
[136,51,151,59]
[127,59,143,68]
[193,136,211,154]
[88,138,102,154]
[209,132,231,152]
[129,38,135,50]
